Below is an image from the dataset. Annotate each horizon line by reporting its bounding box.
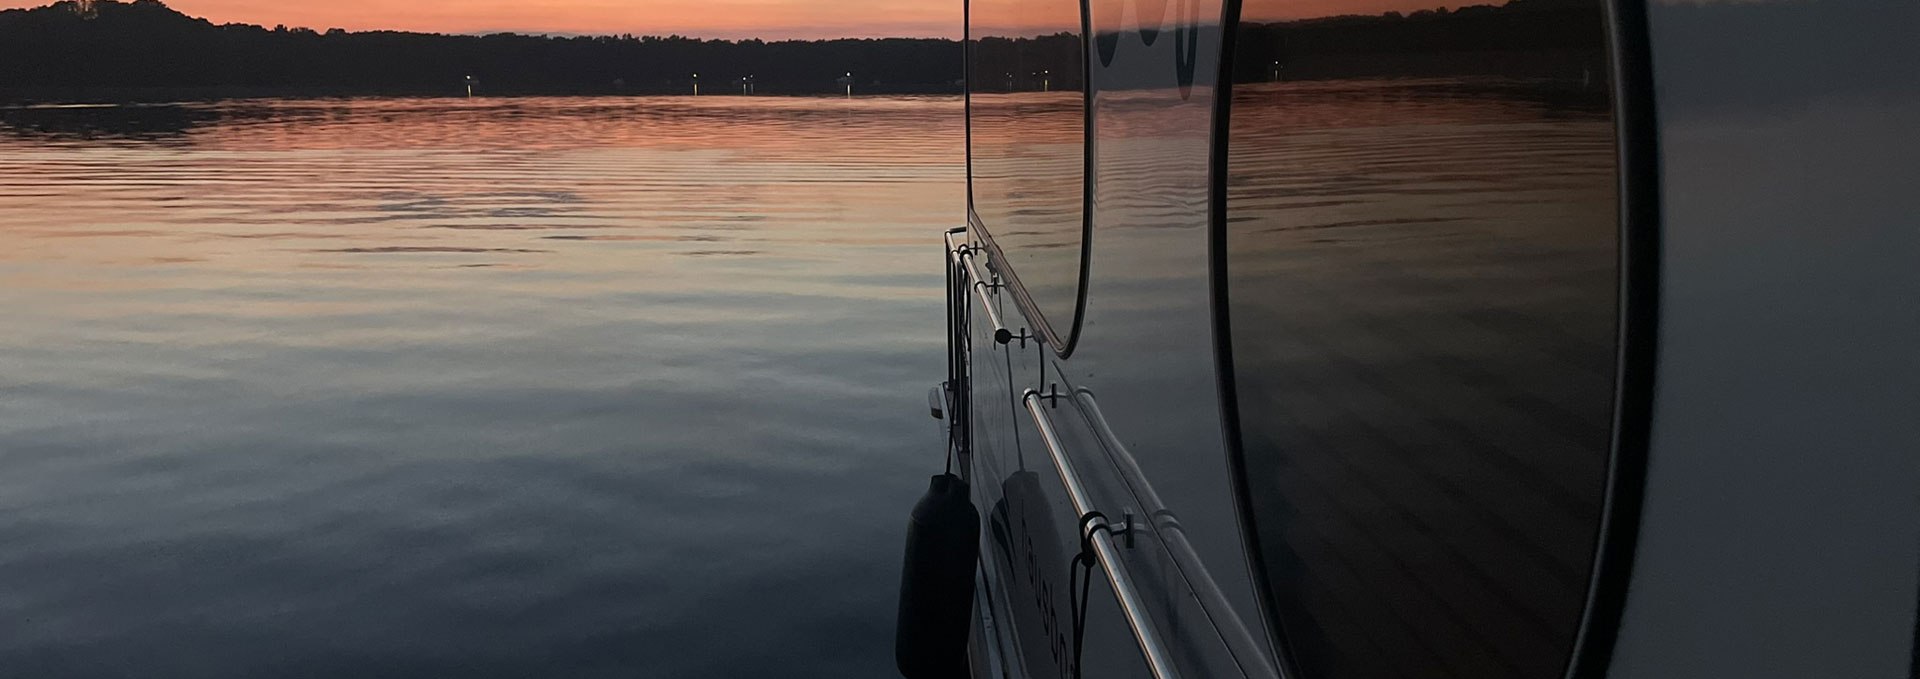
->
[0,0,965,42]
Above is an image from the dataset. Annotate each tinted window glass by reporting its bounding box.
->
[968,0,1085,340]
[1223,1,1619,677]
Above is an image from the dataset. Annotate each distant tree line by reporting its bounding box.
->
[1231,0,1611,84]
[970,33,1084,93]
[965,0,1610,97]
[0,0,966,100]
[1,0,1613,103]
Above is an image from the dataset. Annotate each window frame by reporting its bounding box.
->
[963,0,1096,357]
[1208,0,1664,676]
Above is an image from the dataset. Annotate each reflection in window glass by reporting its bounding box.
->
[968,0,1085,339]
[1224,1,1619,677]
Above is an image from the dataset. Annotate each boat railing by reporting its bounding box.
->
[1023,387,1184,679]
[952,226,1281,679]
[945,230,1023,346]
[1071,388,1283,679]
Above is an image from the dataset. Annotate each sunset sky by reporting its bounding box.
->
[0,0,964,39]
[1,0,1495,40]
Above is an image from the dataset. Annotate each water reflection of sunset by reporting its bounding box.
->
[0,96,961,289]
[0,95,966,676]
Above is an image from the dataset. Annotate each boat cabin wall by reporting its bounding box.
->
[964,0,1276,675]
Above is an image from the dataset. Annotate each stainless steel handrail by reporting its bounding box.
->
[1023,388,1182,679]
[946,231,1019,345]
[1073,389,1283,679]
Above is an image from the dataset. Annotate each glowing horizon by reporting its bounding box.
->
[2,0,1537,41]
[0,0,965,40]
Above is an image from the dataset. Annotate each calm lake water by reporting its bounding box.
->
[0,96,962,677]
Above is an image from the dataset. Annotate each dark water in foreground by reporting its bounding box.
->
[0,96,962,677]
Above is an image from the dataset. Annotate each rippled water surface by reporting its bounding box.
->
[0,96,962,677]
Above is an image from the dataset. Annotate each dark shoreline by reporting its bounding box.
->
[8,0,1615,108]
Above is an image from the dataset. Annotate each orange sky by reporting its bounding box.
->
[1,0,1496,39]
[0,0,964,39]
